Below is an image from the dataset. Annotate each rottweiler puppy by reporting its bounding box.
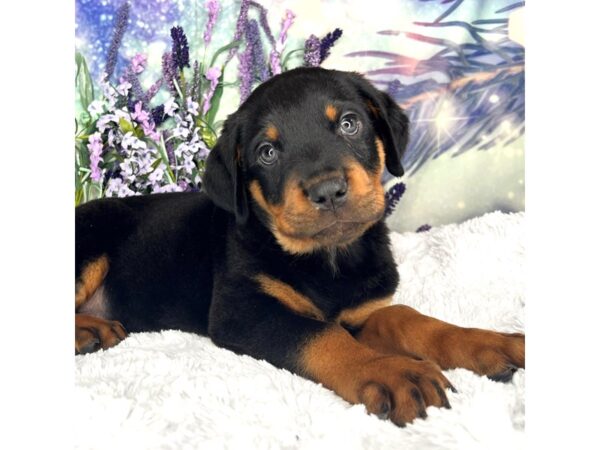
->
[76,67,524,426]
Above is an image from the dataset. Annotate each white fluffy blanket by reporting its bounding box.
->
[75,211,525,450]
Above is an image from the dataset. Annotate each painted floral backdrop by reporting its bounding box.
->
[75,0,524,232]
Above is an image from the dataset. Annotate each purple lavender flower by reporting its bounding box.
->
[126,71,145,104]
[238,49,253,103]
[105,2,130,81]
[203,0,220,45]
[165,138,176,166]
[278,10,295,49]
[131,102,160,142]
[249,1,275,46]
[162,52,178,96]
[270,9,296,75]
[130,53,147,74]
[171,26,190,70]
[142,77,163,104]
[384,182,406,216]
[246,20,269,82]
[87,100,104,116]
[118,53,147,105]
[116,80,132,97]
[131,102,150,123]
[141,120,160,142]
[202,66,221,115]
[226,0,250,64]
[319,28,343,64]
[233,0,251,42]
[151,105,165,126]
[187,98,200,116]
[164,97,179,116]
[106,177,136,198]
[189,60,200,101]
[303,34,321,67]
[416,224,432,233]
[269,51,281,76]
[87,132,104,182]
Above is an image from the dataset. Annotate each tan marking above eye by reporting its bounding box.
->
[255,273,325,320]
[246,136,388,255]
[336,296,393,328]
[325,104,338,122]
[265,124,279,141]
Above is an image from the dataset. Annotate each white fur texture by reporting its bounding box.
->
[75,211,525,449]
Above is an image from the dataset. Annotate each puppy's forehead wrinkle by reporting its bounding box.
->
[268,110,327,145]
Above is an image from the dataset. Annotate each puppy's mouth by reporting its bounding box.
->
[281,210,384,245]
[314,217,376,236]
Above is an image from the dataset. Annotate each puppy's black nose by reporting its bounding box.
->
[307,178,348,210]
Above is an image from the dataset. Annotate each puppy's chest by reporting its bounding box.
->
[256,265,396,328]
[305,276,394,326]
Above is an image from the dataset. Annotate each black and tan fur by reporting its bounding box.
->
[76,68,524,427]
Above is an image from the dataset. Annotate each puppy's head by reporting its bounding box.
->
[203,68,409,254]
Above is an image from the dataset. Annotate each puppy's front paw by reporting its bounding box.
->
[467,330,525,382]
[75,314,127,355]
[356,356,456,427]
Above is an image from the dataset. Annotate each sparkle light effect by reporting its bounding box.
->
[74,0,526,226]
[412,96,471,158]
[345,0,525,176]
[75,0,241,81]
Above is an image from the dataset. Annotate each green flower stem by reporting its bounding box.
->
[173,77,185,101]
[179,71,187,104]
[159,134,176,184]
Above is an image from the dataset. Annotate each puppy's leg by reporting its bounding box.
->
[76,314,127,354]
[355,305,524,382]
[209,283,455,426]
[75,256,127,354]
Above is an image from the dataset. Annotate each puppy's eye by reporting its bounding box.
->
[339,114,360,136]
[258,143,278,165]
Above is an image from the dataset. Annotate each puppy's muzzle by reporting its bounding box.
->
[306,177,348,210]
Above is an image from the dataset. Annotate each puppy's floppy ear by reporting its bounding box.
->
[347,72,409,177]
[202,113,249,224]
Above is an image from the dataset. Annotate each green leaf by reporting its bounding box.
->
[86,181,104,201]
[119,118,135,134]
[209,40,242,68]
[196,159,207,175]
[103,151,124,164]
[151,158,163,171]
[75,52,83,83]
[281,48,305,71]
[158,134,176,183]
[75,187,84,206]
[79,170,92,185]
[75,164,82,190]
[76,141,90,168]
[205,72,225,128]
[172,77,185,101]
[75,52,95,112]
[198,123,218,149]
[79,111,92,126]
[133,127,145,139]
